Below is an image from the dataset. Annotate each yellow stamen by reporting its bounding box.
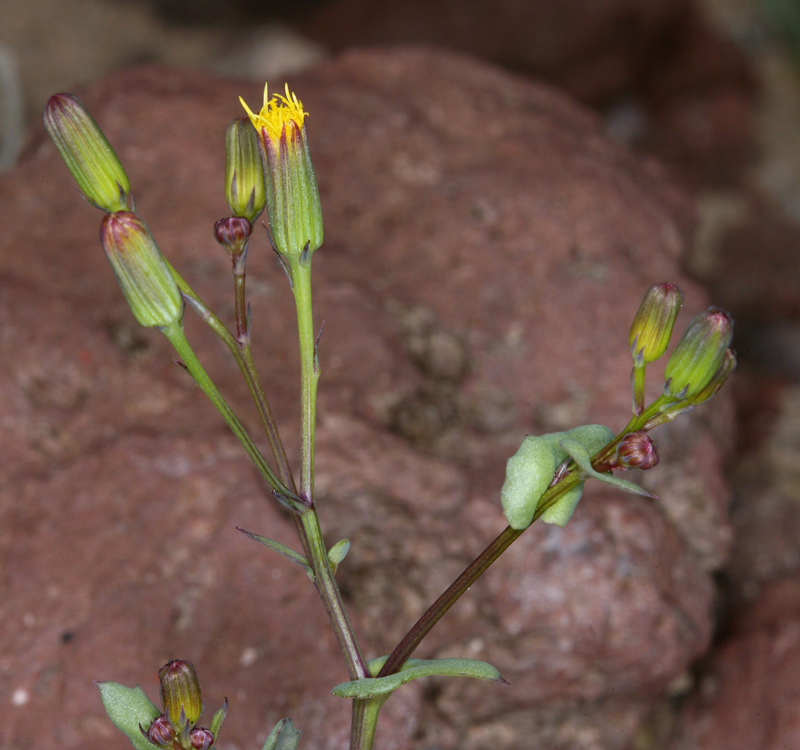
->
[239,83,309,143]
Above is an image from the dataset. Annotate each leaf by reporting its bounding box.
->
[96,682,161,750]
[238,528,313,578]
[501,436,557,530]
[328,538,350,575]
[209,699,228,741]
[262,718,301,750]
[539,482,585,527]
[331,657,507,699]
[558,438,657,498]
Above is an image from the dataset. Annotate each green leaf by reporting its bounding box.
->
[558,438,657,498]
[209,699,228,741]
[238,528,313,578]
[501,436,557,530]
[328,538,350,575]
[262,718,301,750]
[331,657,507,699]
[96,682,161,750]
[539,482,585,527]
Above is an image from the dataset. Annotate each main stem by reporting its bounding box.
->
[290,252,369,684]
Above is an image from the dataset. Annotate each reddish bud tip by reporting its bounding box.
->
[190,728,215,750]
[214,216,252,255]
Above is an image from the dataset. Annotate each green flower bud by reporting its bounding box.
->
[159,660,203,729]
[43,93,130,213]
[691,347,736,405]
[664,307,733,399]
[225,118,266,224]
[100,212,183,328]
[629,283,683,366]
[240,85,323,259]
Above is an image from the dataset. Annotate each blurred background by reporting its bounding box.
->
[3,0,800,748]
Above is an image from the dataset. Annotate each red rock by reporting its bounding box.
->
[671,576,800,750]
[0,48,733,750]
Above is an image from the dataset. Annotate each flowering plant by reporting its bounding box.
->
[43,85,734,750]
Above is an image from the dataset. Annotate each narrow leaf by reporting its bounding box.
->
[558,439,657,498]
[209,699,228,741]
[95,682,161,750]
[332,657,507,699]
[238,528,312,575]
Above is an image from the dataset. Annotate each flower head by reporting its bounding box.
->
[239,84,309,145]
[43,93,130,213]
[239,84,323,259]
[100,212,183,329]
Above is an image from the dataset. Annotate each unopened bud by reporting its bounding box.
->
[159,660,203,729]
[664,307,733,399]
[241,84,323,259]
[692,347,736,405]
[629,283,683,366]
[214,216,252,256]
[225,118,266,224]
[43,93,130,213]
[190,728,215,750]
[146,715,176,746]
[100,212,183,328]
[615,432,659,470]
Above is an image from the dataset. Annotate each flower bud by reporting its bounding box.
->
[146,715,176,746]
[100,212,183,328]
[240,84,323,259]
[664,307,733,399]
[159,660,203,729]
[615,432,659,470]
[225,118,266,224]
[691,347,736,405]
[629,283,683,366]
[214,216,252,256]
[43,93,130,213]
[190,728,215,750]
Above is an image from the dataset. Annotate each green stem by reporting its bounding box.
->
[169,265,296,493]
[349,697,388,750]
[160,321,304,512]
[301,509,369,680]
[287,249,369,681]
[290,252,318,504]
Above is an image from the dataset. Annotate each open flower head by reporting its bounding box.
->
[239,84,309,146]
[239,84,323,259]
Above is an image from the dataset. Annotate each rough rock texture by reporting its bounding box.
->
[0,48,733,750]
[670,576,800,750]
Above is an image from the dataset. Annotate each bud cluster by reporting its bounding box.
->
[627,284,735,421]
[141,661,224,750]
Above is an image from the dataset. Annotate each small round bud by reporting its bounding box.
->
[225,118,266,224]
[190,728,215,750]
[629,283,683,366]
[146,715,176,746]
[159,660,204,729]
[43,93,130,213]
[615,432,659,470]
[664,307,733,399]
[100,212,184,329]
[214,216,252,256]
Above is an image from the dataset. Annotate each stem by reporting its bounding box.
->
[287,249,369,681]
[349,697,388,750]
[160,321,304,511]
[169,265,296,493]
[290,251,319,504]
[302,509,369,680]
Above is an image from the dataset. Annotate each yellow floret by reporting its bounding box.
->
[240,83,308,143]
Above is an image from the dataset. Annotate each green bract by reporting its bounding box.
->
[501,424,615,530]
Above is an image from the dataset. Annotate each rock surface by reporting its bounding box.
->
[0,48,733,750]
[670,576,800,750]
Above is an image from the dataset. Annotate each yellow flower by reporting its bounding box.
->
[239,84,323,259]
[240,84,309,145]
